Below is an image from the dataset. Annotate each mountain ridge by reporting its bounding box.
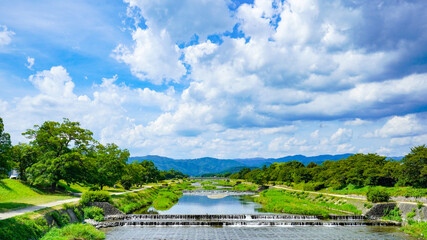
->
[129,153,356,176]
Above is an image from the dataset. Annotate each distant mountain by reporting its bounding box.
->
[129,153,354,176]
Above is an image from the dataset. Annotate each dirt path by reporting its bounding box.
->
[273,185,427,207]
[0,186,151,220]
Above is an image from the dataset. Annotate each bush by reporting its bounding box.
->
[303,182,325,191]
[382,206,402,222]
[83,207,104,222]
[0,215,48,240]
[80,191,112,205]
[40,223,105,240]
[367,188,390,203]
[73,207,83,222]
[49,211,70,227]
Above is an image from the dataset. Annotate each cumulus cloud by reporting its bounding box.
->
[0,25,14,46]
[113,28,186,84]
[373,114,424,138]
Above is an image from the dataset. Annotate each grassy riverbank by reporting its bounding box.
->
[314,184,427,198]
[232,183,259,191]
[254,189,361,217]
[40,223,104,240]
[401,221,427,239]
[0,179,75,213]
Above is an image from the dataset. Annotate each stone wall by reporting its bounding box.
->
[88,202,123,216]
[365,202,427,221]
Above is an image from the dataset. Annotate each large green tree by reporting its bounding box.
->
[90,143,129,189]
[0,117,12,177]
[24,118,94,191]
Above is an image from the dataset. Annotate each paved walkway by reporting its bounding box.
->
[0,187,151,220]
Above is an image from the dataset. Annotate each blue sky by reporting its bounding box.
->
[1,0,427,158]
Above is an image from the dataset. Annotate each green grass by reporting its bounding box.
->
[58,181,128,193]
[152,189,182,210]
[401,221,427,239]
[113,187,160,214]
[0,179,75,212]
[232,183,259,191]
[40,223,105,240]
[0,214,49,240]
[254,189,361,217]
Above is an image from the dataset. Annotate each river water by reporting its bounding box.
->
[102,193,413,239]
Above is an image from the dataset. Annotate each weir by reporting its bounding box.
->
[96,214,400,229]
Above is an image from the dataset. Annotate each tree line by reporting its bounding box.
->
[230,146,427,189]
[0,117,187,191]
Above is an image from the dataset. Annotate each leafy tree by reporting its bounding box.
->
[121,161,144,189]
[11,144,39,181]
[139,160,160,184]
[89,143,129,189]
[0,117,12,177]
[400,145,427,188]
[24,118,95,191]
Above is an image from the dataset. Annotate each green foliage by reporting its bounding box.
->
[367,188,390,203]
[88,143,129,189]
[10,143,39,181]
[121,160,161,189]
[232,183,259,191]
[406,209,416,220]
[152,189,182,210]
[83,206,104,221]
[0,215,49,240]
[203,185,217,190]
[417,202,424,209]
[303,182,325,191]
[24,118,95,191]
[401,221,427,239]
[382,206,402,222]
[73,207,83,222]
[40,223,105,240]
[49,211,70,227]
[62,202,74,210]
[254,189,360,217]
[80,191,112,205]
[363,202,373,209]
[0,117,12,177]
[400,145,427,188]
[114,187,159,213]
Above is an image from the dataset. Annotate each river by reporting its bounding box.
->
[101,191,413,239]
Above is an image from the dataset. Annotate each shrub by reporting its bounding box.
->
[83,207,104,222]
[0,215,49,240]
[40,223,105,240]
[367,188,390,203]
[303,182,325,191]
[382,206,402,222]
[49,211,70,227]
[73,207,83,222]
[80,191,112,205]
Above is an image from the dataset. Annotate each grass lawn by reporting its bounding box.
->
[0,179,75,213]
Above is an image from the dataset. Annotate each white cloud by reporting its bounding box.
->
[0,25,14,46]
[124,0,234,42]
[374,114,423,138]
[330,128,352,143]
[344,118,370,126]
[310,130,319,139]
[26,57,35,70]
[113,28,186,84]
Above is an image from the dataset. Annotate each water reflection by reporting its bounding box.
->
[150,195,264,215]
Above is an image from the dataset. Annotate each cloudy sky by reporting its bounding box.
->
[1,0,426,158]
